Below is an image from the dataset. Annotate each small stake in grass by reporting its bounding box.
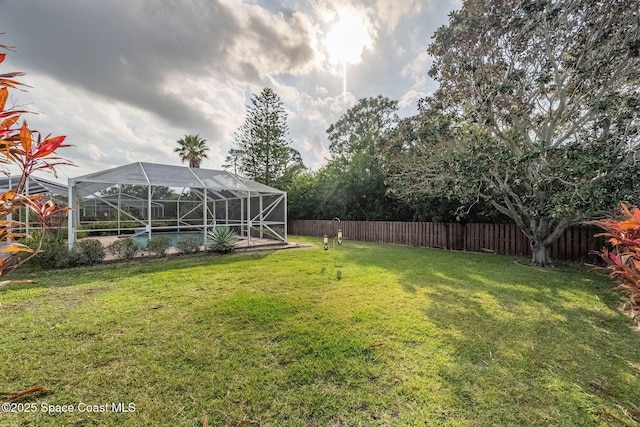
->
[323,220,345,269]
[332,218,343,268]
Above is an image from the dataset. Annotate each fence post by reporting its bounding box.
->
[287,219,601,261]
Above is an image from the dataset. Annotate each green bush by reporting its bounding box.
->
[24,233,71,269]
[108,237,139,260]
[71,239,105,266]
[176,235,200,254]
[147,235,171,257]
[78,221,175,234]
[207,227,238,254]
[78,221,142,236]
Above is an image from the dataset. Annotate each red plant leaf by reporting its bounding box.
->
[0,385,50,401]
[0,77,25,89]
[608,237,623,246]
[26,198,70,226]
[0,43,73,281]
[18,121,31,154]
[33,135,67,158]
[1,245,33,254]
[620,203,633,218]
[0,87,7,111]
[1,115,19,130]
[0,109,28,119]
[609,252,622,268]
[0,71,26,79]
[0,189,18,201]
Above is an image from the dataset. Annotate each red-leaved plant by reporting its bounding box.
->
[0,42,72,288]
[0,39,72,402]
[590,203,640,324]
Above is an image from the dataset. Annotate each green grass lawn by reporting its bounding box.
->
[1,236,639,426]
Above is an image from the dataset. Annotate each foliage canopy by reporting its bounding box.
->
[175,134,209,168]
[383,0,640,266]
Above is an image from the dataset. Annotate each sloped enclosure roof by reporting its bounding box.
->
[0,175,68,197]
[70,162,284,197]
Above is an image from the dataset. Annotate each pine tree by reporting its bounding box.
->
[226,88,304,187]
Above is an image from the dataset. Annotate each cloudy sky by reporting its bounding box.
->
[0,0,460,182]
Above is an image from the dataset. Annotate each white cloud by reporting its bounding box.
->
[316,85,328,95]
[399,89,427,108]
[76,143,104,162]
[0,0,457,181]
[402,51,433,81]
[375,0,424,32]
[395,51,436,111]
[220,1,320,78]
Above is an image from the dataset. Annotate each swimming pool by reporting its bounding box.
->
[130,232,205,248]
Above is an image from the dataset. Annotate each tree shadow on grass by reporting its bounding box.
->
[1,250,276,294]
[339,243,640,425]
[420,277,639,425]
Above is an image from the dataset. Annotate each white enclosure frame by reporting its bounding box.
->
[67,162,287,250]
[0,175,69,236]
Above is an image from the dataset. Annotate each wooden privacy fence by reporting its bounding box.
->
[288,220,606,262]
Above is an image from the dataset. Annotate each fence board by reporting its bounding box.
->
[288,220,604,262]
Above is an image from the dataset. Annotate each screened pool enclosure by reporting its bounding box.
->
[67,162,287,249]
[0,175,68,234]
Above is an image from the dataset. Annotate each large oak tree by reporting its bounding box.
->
[385,0,640,266]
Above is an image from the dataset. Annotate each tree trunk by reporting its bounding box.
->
[530,238,553,267]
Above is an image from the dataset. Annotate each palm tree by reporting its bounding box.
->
[174,134,209,168]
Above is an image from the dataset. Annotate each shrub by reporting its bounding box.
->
[108,237,139,260]
[147,235,171,257]
[590,203,640,324]
[24,233,71,269]
[71,239,105,266]
[207,227,238,254]
[78,220,172,235]
[176,235,200,254]
[77,221,143,237]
